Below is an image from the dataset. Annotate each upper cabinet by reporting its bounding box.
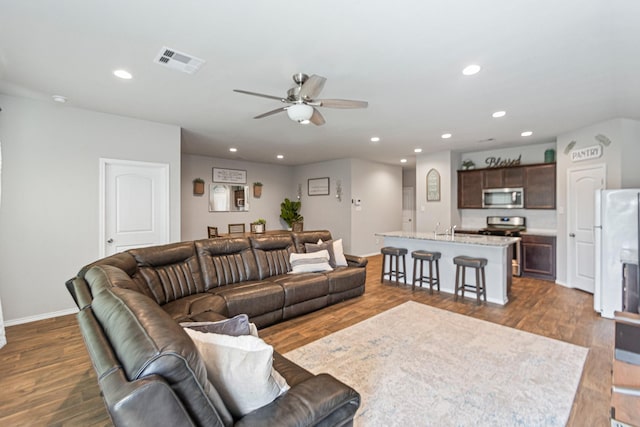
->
[524,164,556,209]
[458,163,556,209]
[458,169,484,209]
[482,167,524,188]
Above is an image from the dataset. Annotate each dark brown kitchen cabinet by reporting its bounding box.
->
[524,164,556,209]
[521,234,556,280]
[457,170,483,208]
[483,167,524,188]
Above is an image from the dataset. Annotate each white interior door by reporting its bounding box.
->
[402,187,415,232]
[101,159,170,256]
[567,164,606,292]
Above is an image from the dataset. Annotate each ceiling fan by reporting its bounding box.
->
[233,73,368,126]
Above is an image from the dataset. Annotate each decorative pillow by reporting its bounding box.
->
[305,241,337,267]
[289,250,333,273]
[318,238,348,267]
[184,328,290,418]
[181,314,258,337]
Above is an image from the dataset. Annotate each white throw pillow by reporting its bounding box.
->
[318,238,348,267]
[289,250,333,273]
[184,328,290,417]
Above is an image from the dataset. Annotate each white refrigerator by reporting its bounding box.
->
[594,189,640,318]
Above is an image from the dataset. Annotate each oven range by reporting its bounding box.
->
[478,216,525,276]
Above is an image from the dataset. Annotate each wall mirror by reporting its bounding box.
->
[208,184,249,212]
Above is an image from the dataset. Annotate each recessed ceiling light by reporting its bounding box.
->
[52,95,67,103]
[414,148,422,153]
[276,154,284,159]
[229,148,237,152]
[370,136,380,142]
[492,111,506,118]
[400,159,407,163]
[462,64,481,76]
[521,131,533,137]
[113,69,133,80]
[441,133,452,139]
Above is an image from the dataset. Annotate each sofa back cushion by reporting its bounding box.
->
[291,230,333,253]
[250,235,295,279]
[85,265,233,427]
[129,242,204,305]
[195,238,259,290]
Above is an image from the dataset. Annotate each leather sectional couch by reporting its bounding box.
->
[66,230,367,427]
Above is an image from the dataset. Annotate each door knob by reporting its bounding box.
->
[569,233,575,237]
[107,238,114,243]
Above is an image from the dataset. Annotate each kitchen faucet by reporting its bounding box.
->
[451,225,457,239]
[434,222,440,238]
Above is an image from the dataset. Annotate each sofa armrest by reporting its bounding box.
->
[101,368,198,427]
[235,373,360,427]
[345,254,368,268]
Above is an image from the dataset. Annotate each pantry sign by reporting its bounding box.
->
[570,145,602,162]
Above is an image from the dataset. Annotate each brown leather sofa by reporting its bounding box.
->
[66,231,366,427]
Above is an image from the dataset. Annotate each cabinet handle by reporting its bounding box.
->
[107,238,114,243]
[569,233,575,237]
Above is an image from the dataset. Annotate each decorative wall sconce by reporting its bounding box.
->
[297,183,302,200]
[335,180,343,202]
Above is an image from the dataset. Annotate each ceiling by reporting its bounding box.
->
[1,1,639,167]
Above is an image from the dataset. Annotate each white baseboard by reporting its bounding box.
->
[4,308,79,327]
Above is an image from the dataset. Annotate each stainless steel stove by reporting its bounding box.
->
[479,216,525,276]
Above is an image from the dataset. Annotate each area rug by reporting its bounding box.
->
[284,301,588,426]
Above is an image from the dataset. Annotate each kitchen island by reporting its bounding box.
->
[376,231,519,305]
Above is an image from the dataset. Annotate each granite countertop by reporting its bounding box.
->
[375,231,519,247]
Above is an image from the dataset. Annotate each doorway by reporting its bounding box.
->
[402,187,415,232]
[100,158,170,257]
[567,164,606,293]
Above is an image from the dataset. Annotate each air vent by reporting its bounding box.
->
[154,47,205,74]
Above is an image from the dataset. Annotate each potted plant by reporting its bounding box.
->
[193,178,205,195]
[253,182,263,198]
[251,218,266,233]
[280,198,303,229]
[461,160,475,170]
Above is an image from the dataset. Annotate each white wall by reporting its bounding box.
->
[350,159,402,256]
[181,154,293,240]
[292,159,352,251]
[621,118,640,188]
[0,95,181,323]
[415,150,461,233]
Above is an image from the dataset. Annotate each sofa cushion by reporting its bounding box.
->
[250,235,295,279]
[85,265,233,427]
[213,281,285,319]
[272,273,330,306]
[289,250,333,273]
[304,241,337,267]
[291,230,333,253]
[181,314,258,337]
[162,292,228,321]
[195,238,260,290]
[129,242,205,305]
[184,328,290,418]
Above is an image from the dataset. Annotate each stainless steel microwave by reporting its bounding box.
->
[482,188,524,209]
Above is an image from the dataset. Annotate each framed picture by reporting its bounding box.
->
[308,177,330,196]
[426,168,441,201]
[213,167,247,184]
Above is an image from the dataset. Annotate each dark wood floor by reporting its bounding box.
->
[0,254,613,426]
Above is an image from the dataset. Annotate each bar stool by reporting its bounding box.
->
[453,256,487,304]
[411,250,441,293]
[380,246,407,284]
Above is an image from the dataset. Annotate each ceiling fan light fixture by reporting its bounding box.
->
[287,103,314,124]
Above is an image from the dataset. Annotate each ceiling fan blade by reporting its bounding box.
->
[233,89,285,102]
[318,99,368,109]
[253,107,287,119]
[309,108,326,126]
[299,75,327,100]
